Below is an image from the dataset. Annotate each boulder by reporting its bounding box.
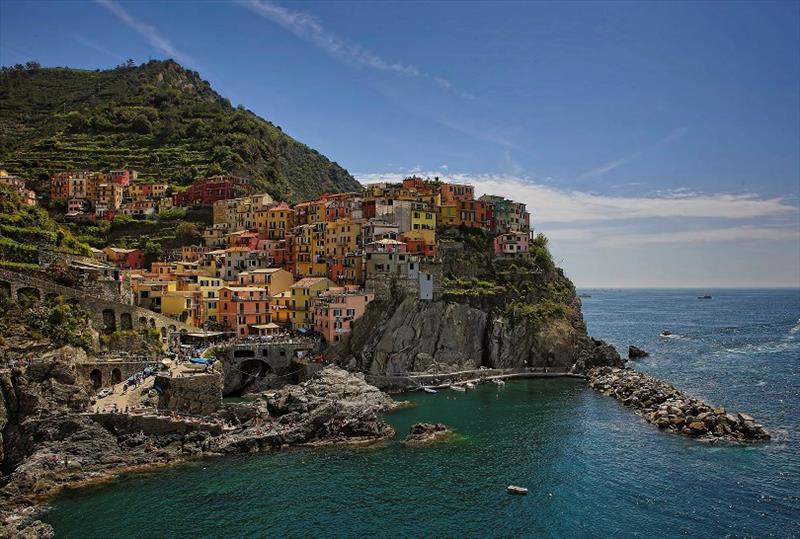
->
[404,423,451,443]
[628,345,649,359]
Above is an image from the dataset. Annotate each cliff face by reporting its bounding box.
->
[337,228,621,375]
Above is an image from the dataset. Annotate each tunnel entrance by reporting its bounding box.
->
[111,368,122,384]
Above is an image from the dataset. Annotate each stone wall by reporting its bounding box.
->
[91,411,223,436]
[155,373,222,415]
[76,359,151,389]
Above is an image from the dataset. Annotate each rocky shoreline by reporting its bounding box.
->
[0,361,400,538]
[587,367,770,442]
[403,423,452,443]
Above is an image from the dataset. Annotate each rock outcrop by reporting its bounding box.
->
[404,423,451,443]
[628,345,649,359]
[588,367,770,442]
[334,229,623,377]
[0,358,397,533]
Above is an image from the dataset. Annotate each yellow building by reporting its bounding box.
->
[411,208,436,243]
[438,204,458,227]
[294,224,327,277]
[198,276,223,324]
[289,277,333,328]
[255,202,294,240]
[270,290,292,326]
[324,219,362,258]
[237,268,294,297]
[161,291,199,325]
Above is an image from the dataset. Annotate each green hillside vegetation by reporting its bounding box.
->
[0,60,360,201]
[0,184,90,268]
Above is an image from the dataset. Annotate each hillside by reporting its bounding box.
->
[0,184,90,269]
[0,60,360,201]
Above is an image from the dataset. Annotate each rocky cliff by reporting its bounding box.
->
[337,228,621,375]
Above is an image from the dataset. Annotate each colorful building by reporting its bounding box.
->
[493,231,530,258]
[312,287,374,343]
[103,247,144,269]
[236,268,294,296]
[218,286,270,337]
[288,277,333,328]
[173,175,252,206]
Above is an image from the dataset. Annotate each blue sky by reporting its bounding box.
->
[1,0,799,287]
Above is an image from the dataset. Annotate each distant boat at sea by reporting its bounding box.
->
[698,295,712,299]
[579,294,592,298]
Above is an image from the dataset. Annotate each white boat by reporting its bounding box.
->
[465,382,476,389]
[422,387,438,394]
[450,385,466,392]
[507,485,528,495]
[493,379,506,386]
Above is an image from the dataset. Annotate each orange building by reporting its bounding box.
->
[218,286,270,337]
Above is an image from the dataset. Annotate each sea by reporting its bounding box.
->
[42,289,800,538]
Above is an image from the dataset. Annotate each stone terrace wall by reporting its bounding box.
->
[91,411,223,436]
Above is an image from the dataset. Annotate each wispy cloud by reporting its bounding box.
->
[238,0,473,99]
[70,33,122,61]
[94,0,194,66]
[437,118,526,152]
[597,225,800,247]
[580,126,688,179]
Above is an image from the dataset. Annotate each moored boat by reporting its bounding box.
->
[451,385,466,392]
[422,387,437,393]
[507,485,528,495]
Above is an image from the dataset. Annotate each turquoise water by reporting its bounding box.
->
[43,289,800,538]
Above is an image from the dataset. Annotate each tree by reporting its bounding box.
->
[175,221,201,245]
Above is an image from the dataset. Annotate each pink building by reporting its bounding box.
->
[312,286,374,343]
[493,232,529,258]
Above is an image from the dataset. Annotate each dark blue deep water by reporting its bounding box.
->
[43,289,800,538]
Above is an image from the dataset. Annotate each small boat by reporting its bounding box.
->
[422,387,438,394]
[660,330,672,337]
[450,385,466,392]
[507,485,528,495]
[465,382,476,389]
[578,294,592,298]
[493,379,506,386]
[697,295,712,299]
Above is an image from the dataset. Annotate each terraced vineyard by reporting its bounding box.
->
[0,60,359,201]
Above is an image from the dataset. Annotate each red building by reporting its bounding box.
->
[402,236,437,258]
[109,170,137,187]
[218,286,270,337]
[173,175,252,206]
[103,247,145,269]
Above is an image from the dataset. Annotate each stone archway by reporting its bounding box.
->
[149,318,156,329]
[160,327,167,339]
[90,369,102,389]
[111,368,122,384]
[120,312,133,330]
[0,280,10,299]
[45,292,60,302]
[102,309,117,332]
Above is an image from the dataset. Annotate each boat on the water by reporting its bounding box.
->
[660,330,672,337]
[507,485,528,495]
[493,379,506,386]
[451,385,466,392]
[578,294,592,298]
[698,295,712,299]
[465,382,476,389]
[422,387,437,393]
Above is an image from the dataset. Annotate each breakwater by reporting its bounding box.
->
[588,367,770,442]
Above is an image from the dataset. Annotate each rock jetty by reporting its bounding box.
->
[588,367,770,442]
[403,423,451,443]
